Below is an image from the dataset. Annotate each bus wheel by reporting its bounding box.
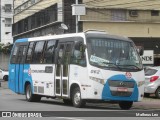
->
[25,84,41,102]
[119,101,133,110]
[3,75,8,81]
[72,87,86,108]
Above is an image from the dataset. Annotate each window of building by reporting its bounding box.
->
[43,40,56,64]
[151,10,159,16]
[5,18,12,27]
[111,10,126,21]
[32,41,45,64]
[5,4,12,12]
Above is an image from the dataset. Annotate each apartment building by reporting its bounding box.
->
[0,0,13,44]
[13,0,82,41]
[13,0,160,65]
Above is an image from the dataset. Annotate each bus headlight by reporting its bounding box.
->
[89,76,105,85]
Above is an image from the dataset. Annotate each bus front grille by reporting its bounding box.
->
[108,80,135,97]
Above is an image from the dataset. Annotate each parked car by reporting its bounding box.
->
[0,68,8,81]
[144,66,160,98]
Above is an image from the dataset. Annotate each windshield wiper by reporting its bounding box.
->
[117,64,141,70]
[90,61,121,70]
[102,62,122,70]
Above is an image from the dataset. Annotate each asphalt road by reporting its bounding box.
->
[0,80,160,120]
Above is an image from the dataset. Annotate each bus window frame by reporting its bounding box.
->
[32,41,46,64]
[25,42,36,64]
[43,40,57,64]
[10,42,29,64]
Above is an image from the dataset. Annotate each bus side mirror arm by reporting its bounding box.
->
[137,46,144,56]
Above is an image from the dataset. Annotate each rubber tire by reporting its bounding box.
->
[119,101,133,110]
[144,93,150,98]
[63,99,73,105]
[25,84,41,102]
[72,87,86,108]
[155,87,160,99]
[3,75,8,81]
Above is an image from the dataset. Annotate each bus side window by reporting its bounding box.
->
[43,40,56,64]
[71,42,86,66]
[10,45,18,64]
[25,42,35,63]
[32,41,45,64]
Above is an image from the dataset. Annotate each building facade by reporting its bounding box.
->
[13,0,82,41]
[13,0,160,65]
[0,0,13,44]
[81,0,160,65]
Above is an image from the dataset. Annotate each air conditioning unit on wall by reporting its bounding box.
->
[129,10,138,17]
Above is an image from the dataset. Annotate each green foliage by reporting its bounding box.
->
[0,42,13,54]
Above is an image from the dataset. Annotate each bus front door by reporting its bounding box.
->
[55,42,73,97]
[15,45,27,93]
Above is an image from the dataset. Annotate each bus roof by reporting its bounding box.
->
[15,31,132,43]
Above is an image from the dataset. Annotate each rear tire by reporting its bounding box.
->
[155,87,160,99]
[3,75,8,81]
[72,87,86,108]
[25,84,41,102]
[119,101,133,110]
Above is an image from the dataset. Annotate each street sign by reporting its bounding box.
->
[141,50,154,65]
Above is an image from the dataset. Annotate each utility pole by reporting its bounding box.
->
[72,1,86,33]
[75,0,78,33]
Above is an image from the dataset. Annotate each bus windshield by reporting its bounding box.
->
[87,37,143,71]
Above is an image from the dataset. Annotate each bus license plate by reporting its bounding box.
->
[117,87,128,92]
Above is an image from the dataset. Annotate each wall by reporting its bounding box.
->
[0,53,10,70]
[83,22,160,37]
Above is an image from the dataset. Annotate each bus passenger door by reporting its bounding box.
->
[55,42,73,97]
[15,45,27,93]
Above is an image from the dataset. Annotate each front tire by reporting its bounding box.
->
[72,87,86,108]
[25,84,41,102]
[3,75,8,81]
[155,87,160,99]
[119,101,133,110]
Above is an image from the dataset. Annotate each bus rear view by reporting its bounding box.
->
[8,30,145,110]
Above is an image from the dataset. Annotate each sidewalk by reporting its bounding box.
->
[133,97,160,110]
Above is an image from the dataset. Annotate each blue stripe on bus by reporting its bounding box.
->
[15,38,28,43]
[8,64,33,94]
[102,74,139,102]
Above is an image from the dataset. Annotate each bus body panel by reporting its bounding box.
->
[29,64,55,96]
[82,66,144,101]
[9,38,28,93]
[69,65,89,99]
[8,64,16,92]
